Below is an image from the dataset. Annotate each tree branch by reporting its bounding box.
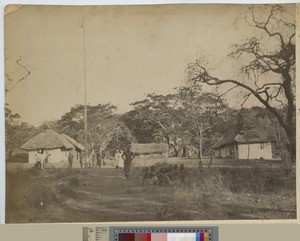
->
[5,57,38,95]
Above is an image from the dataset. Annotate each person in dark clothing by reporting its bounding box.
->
[96,152,102,168]
[68,151,74,168]
[179,163,186,182]
[121,147,135,179]
[169,164,180,182]
[79,152,84,168]
[142,167,149,181]
[147,165,159,186]
[43,153,51,169]
[157,166,172,186]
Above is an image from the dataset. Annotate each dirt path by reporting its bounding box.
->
[44,168,162,222]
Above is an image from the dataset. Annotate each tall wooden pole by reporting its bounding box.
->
[83,16,88,165]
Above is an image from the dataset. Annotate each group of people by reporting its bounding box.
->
[142,163,186,186]
[34,146,188,185]
[35,149,52,170]
[75,147,136,180]
[35,149,76,169]
[78,151,105,169]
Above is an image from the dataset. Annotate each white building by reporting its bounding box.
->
[21,130,84,164]
[212,133,277,160]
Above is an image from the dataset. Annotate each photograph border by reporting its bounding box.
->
[0,0,299,225]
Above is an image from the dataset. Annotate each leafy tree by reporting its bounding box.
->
[127,94,185,156]
[57,103,134,156]
[121,109,159,143]
[5,105,37,159]
[177,86,229,165]
[37,120,60,132]
[186,5,296,160]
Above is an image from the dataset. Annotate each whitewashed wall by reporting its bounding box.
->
[28,149,68,163]
[238,142,273,160]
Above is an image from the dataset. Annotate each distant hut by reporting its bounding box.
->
[178,145,198,158]
[8,147,29,163]
[21,130,84,163]
[130,143,168,156]
[212,132,277,160]
[130,143,168,166]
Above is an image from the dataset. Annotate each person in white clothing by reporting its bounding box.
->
[118,150,124,169]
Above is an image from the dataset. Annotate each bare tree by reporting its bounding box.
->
[89,119,132,156]
[186,5,295,160]
[5,55,38,95]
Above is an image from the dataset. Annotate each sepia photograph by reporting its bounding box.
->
[4,4,296,223]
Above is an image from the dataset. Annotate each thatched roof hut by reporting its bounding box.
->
[8,147,29,163]
[130,143,168,155]
[21,130,83,150]
[212,130,275,149]
[20,130,84,164]
[212,131,277,160]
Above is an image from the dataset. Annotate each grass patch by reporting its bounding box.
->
[130,165,296,220]
[6,167,81,223]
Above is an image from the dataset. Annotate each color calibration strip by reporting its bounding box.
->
[117,232,210,241]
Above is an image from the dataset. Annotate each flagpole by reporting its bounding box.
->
[83,16,88,165]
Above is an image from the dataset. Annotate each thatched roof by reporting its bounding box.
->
[61,133,84,150]
[212,130,275,149]
[21,130,84,151]
[130,143,168,154]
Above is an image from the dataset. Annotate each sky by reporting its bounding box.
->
[4,4,293,126]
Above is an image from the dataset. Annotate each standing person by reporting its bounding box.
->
[179,163,186,183]
[147,165,159,186]
[121,147,135,179]
[115,150,120,169]
[92,153,96,168]
[118,150,124,169]
[68,151,74,168]
[79,152,84,168]
[35,149,44,170]
[96,151,102,168]
[87,153,92,168]
[43,153,52,169]
[102,151,106,166]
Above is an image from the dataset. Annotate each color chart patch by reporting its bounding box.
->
[114,228,214,241]
[117,232,210,241]
[83,226,218,241]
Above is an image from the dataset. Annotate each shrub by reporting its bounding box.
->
[155,195,191,220]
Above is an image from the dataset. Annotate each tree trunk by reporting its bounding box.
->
[274,125,284,162]
[284,127,296,162]
[282,71,296,162]
[208,154,213,168]
[247,144,250,165]
[198,125,203,168]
